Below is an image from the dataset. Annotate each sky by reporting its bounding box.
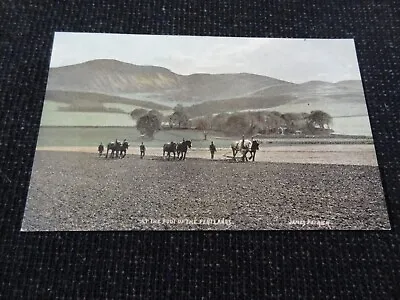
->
[50,32,362,83]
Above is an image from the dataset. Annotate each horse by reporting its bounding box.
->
[248,140,260,161]
[163,142,177,160]
[231,139,252,162]
[119,140,129,158]
[176,140,192,160]
[106,140,122,158]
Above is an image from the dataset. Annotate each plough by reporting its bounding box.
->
[222,151,253,161]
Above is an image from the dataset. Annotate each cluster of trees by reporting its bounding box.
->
[131,104,191,138]
[193,110,333,136]
[131,103,333,139]
[135,111,161,138]
[167,104,190,129]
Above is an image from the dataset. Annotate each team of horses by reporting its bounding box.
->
[163,140,192,160]
[105,140,129,158]
[103,138,260,162]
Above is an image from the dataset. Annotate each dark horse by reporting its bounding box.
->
[106,141,121,158]
[163,142,177,160]
[248,140,260,161]
[176,140,192,160]
[120,140,129,158]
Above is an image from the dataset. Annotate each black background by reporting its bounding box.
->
[0,1,399,299]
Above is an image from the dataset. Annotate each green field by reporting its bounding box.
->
[36,127,233,148]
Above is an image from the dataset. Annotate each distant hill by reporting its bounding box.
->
[249,80,365,101]
[180,73,289,101]
[47,59,292,104]
[185,80,367,117]
[45,59,367,120]
[48,60,181,94]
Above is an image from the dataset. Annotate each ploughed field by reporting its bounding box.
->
[21,151,390,231]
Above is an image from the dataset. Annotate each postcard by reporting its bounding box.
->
[21,33,390,231]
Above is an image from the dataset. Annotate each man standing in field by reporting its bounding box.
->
[140,142,146,159]
[98,142,104,157]
[209,141,216,159]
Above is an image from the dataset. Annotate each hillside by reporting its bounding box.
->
[185,80,367,117]
[180,73,289,101]
[47,59,182,94]
[250,80,365,102]
[44,59,368,123]
[45,90,171,112]
[185,95,296,117]
[47,59,292,104]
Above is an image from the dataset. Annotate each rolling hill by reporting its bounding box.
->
[48,60,182,94]
[47,59,293,104]
[44,59,368,123]
[184,80,367,117]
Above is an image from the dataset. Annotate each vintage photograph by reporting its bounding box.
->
[21,33,390,230]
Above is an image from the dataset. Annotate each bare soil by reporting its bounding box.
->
[21,151,390,231]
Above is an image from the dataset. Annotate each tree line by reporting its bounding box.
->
[130,104,333,138]
[194,110,333,136]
